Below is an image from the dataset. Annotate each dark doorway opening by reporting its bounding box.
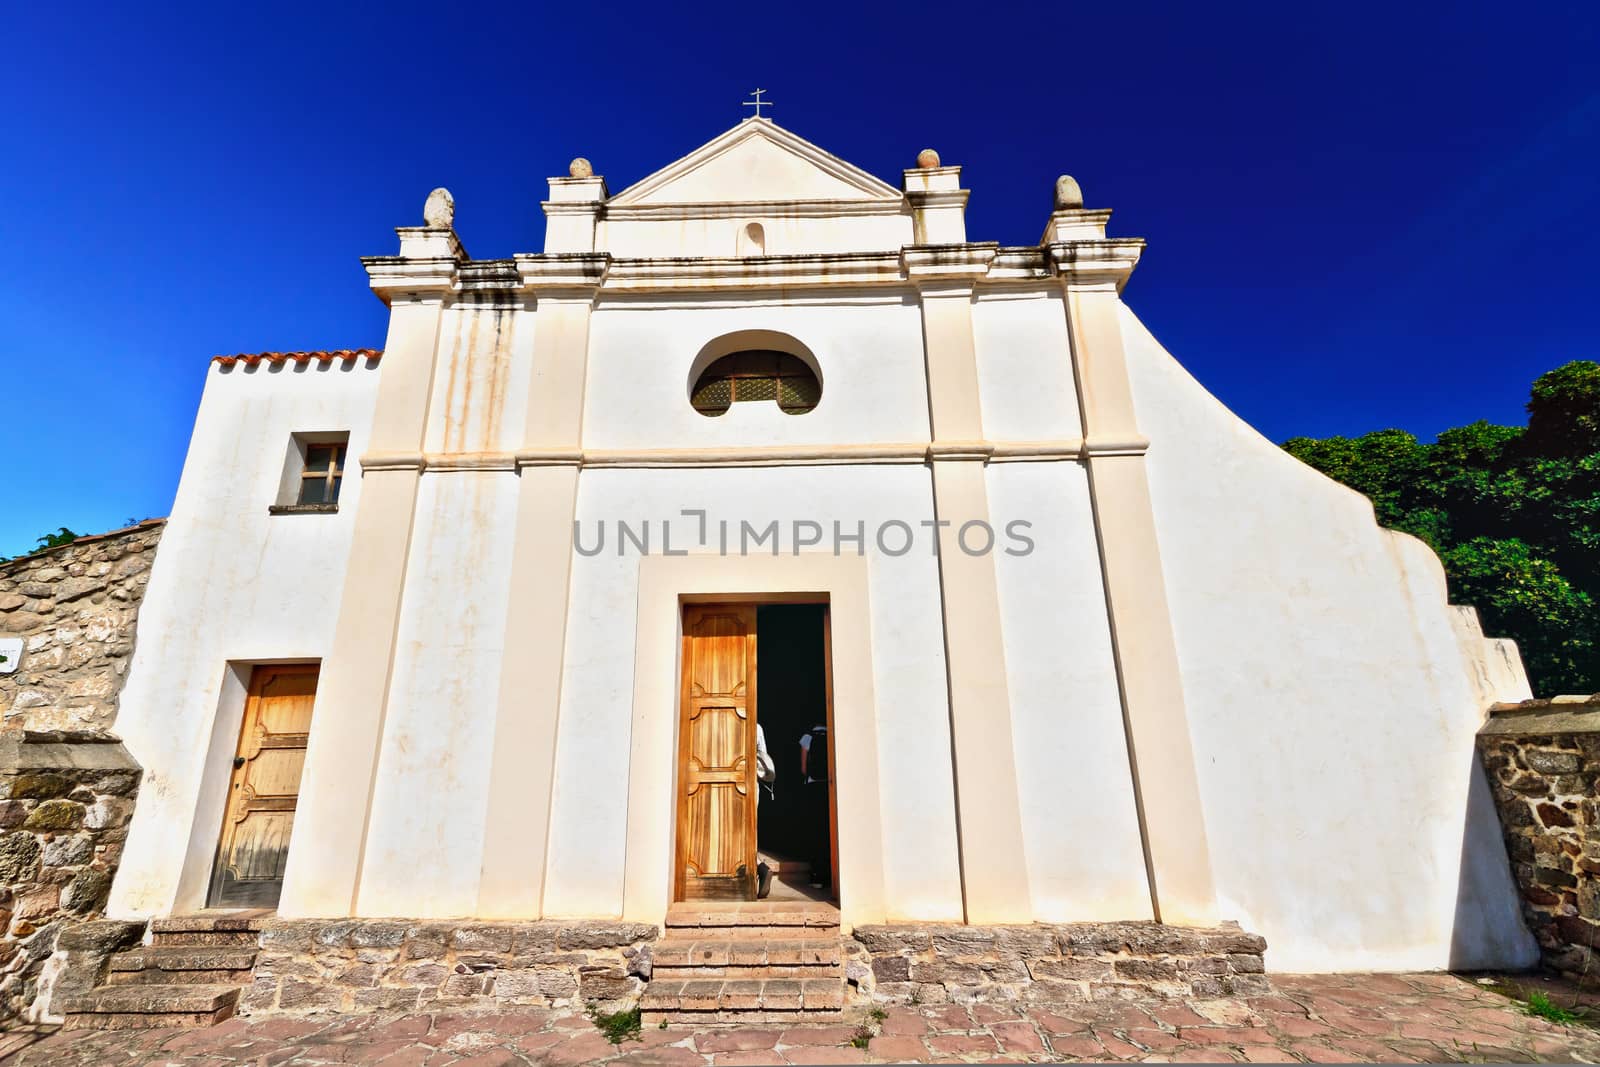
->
[755,604,834,900]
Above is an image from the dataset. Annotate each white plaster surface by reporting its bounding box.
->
[1119,305,1537,972]
[986,461,1152,921]
[582,300,931,451]
[422,304,535,455]
[109,360,380,918]
[356,471,521,916]
[542,464,965,921]
[971,290,1082,441]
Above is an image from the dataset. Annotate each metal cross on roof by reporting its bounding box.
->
[743,88,772,119]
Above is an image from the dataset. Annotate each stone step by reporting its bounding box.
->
[148,912,268,948]
[652,937,841,973]
[664,905,840,939]
[643,1008,849,1025]
[150,912,270,934]
[62,1008,236,1031]
[57,982,242,1023]
[641,977,844,1016]
[149,929,262,948]
[105,945,257,985]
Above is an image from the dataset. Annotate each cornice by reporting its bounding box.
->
[1048,239,1146,291]
[901,244,1001,292]
[604,198,907,221]
[359,238,1143,302]
[356,437,1145,474]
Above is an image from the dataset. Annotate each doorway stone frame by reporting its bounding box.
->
[622,553,886,931]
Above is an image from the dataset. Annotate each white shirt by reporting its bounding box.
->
[755,724,776,784]
[799,726,827,783]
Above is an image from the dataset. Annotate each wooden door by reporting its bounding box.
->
[676,604,758,901]
[208,665,318,908]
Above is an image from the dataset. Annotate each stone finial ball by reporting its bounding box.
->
[569,157,594,178]
[422,187,455,228]
[916,148,941,169]
[1054,175,1084,210]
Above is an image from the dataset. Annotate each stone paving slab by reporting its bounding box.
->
[7,972,1600,1064]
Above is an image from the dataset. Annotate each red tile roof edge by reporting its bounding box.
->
[212,349,382,367]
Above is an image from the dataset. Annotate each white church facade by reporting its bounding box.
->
[107,117,1539,978]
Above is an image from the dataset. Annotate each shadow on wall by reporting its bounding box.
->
[1450,752,1540,970]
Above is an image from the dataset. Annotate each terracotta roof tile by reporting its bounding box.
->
[212,349,382,368]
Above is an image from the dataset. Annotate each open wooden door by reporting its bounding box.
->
[676,604,759,900]
[208,664,318,908]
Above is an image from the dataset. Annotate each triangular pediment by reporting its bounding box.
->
[609,119,902,207]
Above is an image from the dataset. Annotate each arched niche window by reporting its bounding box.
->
[691,350,821,416]
[737,221,766,256]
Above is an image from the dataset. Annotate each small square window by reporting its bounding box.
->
[299,444,346,505]
[271,432,349,514]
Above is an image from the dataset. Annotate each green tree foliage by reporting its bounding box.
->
[1284,361,1600,696]
[33,527,78,552]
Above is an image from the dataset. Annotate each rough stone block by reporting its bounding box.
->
[353,987,420,1011]
[1028,957,1112,982]
[539,968,579,998]
[871,956,910,982]
[442,973,493,996]
[0,832,43,883]
[931,928,996,959]
[556,921,657,949]
[349,921,408,949]
[908,960,986,985]
[260,920,321,951]
[9,774,73,800]
[22,799,82,831]
[853,926,932,954]
[278,979,343,1011]
[451,924,512,954]
[490,969,545,998]
[578,964,636,1001]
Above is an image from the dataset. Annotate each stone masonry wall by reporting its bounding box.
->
[854,921,1268,1004]
[0,520,164,733]
[0,732,142,1021]
[1478,694,1600,984]
[0,522,161,1022]
[245,919,658,1016]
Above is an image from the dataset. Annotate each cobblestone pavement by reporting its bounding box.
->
[7,973,1600,1064]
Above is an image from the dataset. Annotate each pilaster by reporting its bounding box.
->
[278,226,461,917]
[1055,243,1220,924]
[476,256,607,916]
[906,246,1032,923]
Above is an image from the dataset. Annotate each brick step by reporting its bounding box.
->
[57,982,242,1029]
[641,977,844,1015]
[105,945,258,985]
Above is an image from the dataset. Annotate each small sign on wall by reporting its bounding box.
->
[0,637,21,674]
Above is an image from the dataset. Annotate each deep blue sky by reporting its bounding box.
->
[2,3,1595,557]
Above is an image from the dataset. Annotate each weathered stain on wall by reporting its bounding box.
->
[0,520,164,733]
[1478,695,1600,983]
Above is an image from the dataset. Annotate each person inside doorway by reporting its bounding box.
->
[755,722,776,898]
[798,719,831,890]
